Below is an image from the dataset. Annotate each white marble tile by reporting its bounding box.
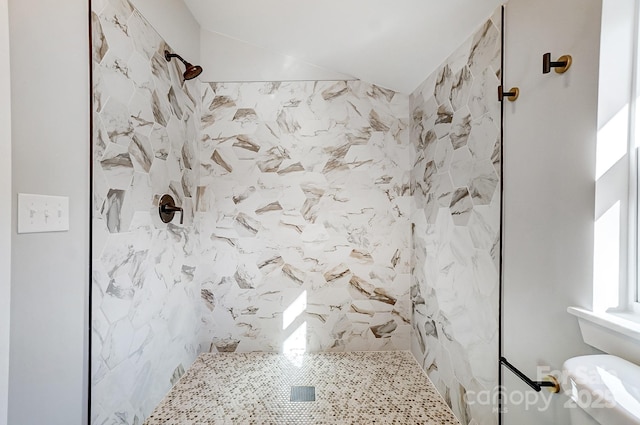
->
[127,10,162,61]
[435,137,454,171]
[98,1,134,62]
[450,106,473,149]
[93,0,203,422]
[101,318,135,368]
[468,20,500,77]
[99,50,135,106]
[467,113,499,161]
[450,66,474,112]
[469,160,499,205]
[450,146,474,188]
[128,89,155,137]
[197,79,412,356]
[434,65,454,107]
[469,67,501,121]
[435,101,455,139]
[410,13,501,425]
[99,97,134,146]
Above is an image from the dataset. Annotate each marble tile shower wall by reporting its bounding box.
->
[91,0,202,423]
[410,13,501,425]
[197,81,413,353]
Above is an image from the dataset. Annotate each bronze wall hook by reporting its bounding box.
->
[498,86,520,102]
[543,53,572,74]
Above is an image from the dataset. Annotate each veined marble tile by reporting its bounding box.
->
[199,80,411,356]
[410,13,501,425]
[128,89,156,137]
[127,10,162,61]
[469,67,501,122]
[97,0,134,63]
[99,97,134,147]
[468,20,501,78]
[92,0,203,423]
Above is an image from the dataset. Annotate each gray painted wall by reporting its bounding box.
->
[0,0,11,423]
[8,0,89,424]
[129,0,201,65]
[502,0,602,423]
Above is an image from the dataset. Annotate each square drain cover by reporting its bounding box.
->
[290,386,315,402]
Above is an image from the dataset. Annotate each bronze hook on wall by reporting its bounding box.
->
[543,53,572,74]
[498,85,520,102]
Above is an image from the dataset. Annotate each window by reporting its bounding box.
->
[566,0,640,357]
[594,0,639,314]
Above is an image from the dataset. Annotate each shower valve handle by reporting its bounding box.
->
[161,204,184,224]
[159,194,184,224]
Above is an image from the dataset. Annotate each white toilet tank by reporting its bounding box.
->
[563,355,640,425]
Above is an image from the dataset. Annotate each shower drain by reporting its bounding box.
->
[290,386,315,402]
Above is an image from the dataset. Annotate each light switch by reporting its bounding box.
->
[18,193,69,233]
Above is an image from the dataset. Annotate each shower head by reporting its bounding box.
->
[183,63,203,80]
[164,50,203,81]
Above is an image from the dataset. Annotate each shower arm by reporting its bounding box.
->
[165,51,188,66]
[164,50,203,81]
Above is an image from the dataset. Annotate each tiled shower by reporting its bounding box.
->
[91,0,501,424]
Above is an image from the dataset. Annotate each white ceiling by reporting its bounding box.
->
[183,0,504,94]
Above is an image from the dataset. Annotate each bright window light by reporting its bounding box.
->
[593,201,621,312]
[596,105,629,180]
[283,322,307,367]
[283,290,307,330]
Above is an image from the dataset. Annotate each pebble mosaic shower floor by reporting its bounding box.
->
[144,351,460,424]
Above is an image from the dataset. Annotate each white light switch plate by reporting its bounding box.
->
[18,193,69,233]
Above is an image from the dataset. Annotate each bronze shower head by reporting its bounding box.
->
[164,50,203,81]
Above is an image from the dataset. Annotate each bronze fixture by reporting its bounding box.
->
[543,375,561,394]
[164,50,203,80]
[543,53,572,74]
[159,194,183,224]
[498,86,519,102]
